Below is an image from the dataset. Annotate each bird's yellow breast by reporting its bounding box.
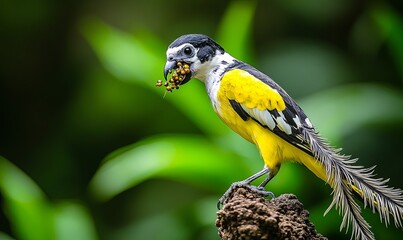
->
[215,69,284,143]
[214,69,326,178]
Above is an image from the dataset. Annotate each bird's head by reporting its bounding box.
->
[164,34,225,85]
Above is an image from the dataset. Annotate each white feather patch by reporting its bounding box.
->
[240,105,278,131]
[293,115,303,128]
[277,111,292,135]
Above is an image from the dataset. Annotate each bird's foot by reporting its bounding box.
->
[217,181,275,209]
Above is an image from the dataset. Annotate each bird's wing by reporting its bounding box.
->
[221,63,314,156]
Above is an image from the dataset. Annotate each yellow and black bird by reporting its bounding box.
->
[163,34,403,240]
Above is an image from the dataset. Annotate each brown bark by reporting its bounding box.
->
[216,186,327,240]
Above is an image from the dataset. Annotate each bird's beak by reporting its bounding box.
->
[164,60,176,80]
[163,60,192,85]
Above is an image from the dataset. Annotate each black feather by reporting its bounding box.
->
[168,34,225,53]
[229,100,249,121]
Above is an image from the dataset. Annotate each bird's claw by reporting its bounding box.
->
[217,181,275,209]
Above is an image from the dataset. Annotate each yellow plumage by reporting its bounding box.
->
[220,69,285,111]
[216,69,328,181]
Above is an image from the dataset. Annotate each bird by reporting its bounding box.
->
[163,34,403,240]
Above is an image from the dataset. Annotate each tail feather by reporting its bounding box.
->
[302,128,403,240]
[347,165,403,227]
[325,156,375,240]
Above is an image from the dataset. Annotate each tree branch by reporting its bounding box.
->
[216,186,327,240]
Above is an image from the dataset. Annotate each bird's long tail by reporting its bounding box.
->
[301,128,403,240]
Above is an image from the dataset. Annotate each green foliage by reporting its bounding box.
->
[1,0,403,240]
[89,135,251,202]
[216,0,256,63]
[0,157,53,240]
[300,84,403,143]
[0,157,98,240]
[371,5,403,81]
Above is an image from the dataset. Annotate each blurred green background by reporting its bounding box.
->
[1,0,403,239]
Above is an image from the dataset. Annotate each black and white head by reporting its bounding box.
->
[164,34,229,85]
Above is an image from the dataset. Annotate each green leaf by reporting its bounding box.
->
[81,18,162,82]
[0,157,99,240]
[53,201,98,240]
[216,0,256,62]
[88,135,253,202]
[0,157,53,240]
[299,84,403,143]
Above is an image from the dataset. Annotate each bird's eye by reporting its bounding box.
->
[183,47,193,56]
